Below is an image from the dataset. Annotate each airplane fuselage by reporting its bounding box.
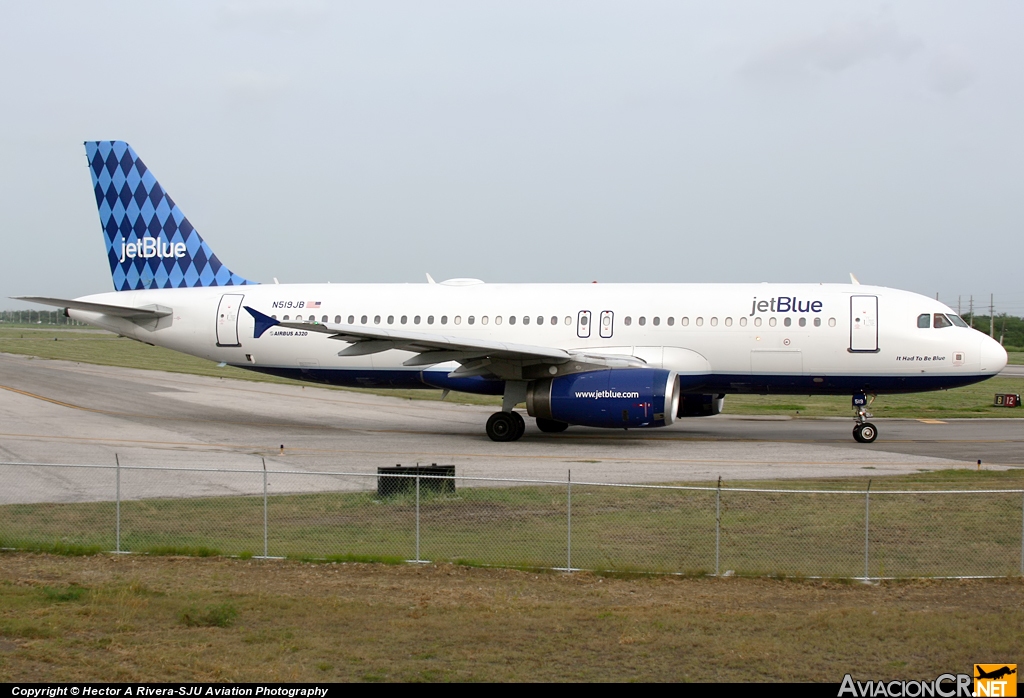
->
[69,281,1007,397]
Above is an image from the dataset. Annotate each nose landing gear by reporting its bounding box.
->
[852,393,878,443]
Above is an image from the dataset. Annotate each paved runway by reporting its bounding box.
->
[1,352,1022,503]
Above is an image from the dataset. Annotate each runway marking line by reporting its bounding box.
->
[918,419,948,424]
[0,431,992,468]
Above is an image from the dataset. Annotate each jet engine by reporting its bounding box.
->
[526,368,680,429]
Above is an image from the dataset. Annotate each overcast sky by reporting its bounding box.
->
[2,1,1022,314]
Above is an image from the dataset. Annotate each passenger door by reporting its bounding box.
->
[849,295,879,352]
[216,294,244,347]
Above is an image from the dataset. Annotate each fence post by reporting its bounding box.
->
[262,458,268,558]
[567,470,572,572]
[115,454,121,553]
[864,479,872,581]
[1020,491,1023,577]
[715,476,721,577]
[415,471,421,563]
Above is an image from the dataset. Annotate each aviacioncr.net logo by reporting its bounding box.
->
[838,673,973,697]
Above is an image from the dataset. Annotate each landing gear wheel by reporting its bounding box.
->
[536,417,569,433]
[511,411,526,440]
[486,411,520,442]
[858,422,878,443]
[853,424,864,443]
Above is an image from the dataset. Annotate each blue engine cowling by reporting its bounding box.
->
[526,368,680,429]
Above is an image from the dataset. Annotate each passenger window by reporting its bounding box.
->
[334,315,341,324]
[348,315,355,324]
[468,316,475,325]
[639,317,646,326]
[783,317,791,327]
[401,315,407,324]
[933,313,953,329]
[523,316,530,325]
[564,316,571,325]
[917,314,930,329]
[482,316,489,325]
[667,317,675,326]
[373,315,381,324]
[509,316,516,325]
[441,315,448,325]
[455,316,462,325]
[427,315,434,324]
[725,317,732,327]
[272,315,278,320]
[739,317,747,327]
[769,317,777,327]
[624,317,632,326]
[322,315,328,323]
[309,315,316,322]
[537,316,544,325]
[360,315,367,324]
[696,317,703,327]
[387,315,394,324]
[414,315,421,324]
[798,317,806,327]
[282,315,289,321]
[681,317,689,326]
[814,317,821,327]
[828,318,836,327]
[495,316,502,325]
[551,316,558,326]
[754,317,761,327]
[653,317,660,326]
[710,317,718,327]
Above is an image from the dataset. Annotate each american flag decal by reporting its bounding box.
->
[307,301,321,308]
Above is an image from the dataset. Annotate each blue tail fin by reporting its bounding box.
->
[85,140,256,291]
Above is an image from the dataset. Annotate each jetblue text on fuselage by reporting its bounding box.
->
[750,297,823,316]
[118,236,187,263]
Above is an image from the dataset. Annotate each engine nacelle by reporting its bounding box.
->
[677,393,725,417]
[527,368,680,429]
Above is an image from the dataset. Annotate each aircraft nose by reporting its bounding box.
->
[979,335,1008,373]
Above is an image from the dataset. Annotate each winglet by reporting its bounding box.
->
[245,306,279,339]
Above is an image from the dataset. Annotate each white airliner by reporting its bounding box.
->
[19,141,1008,443]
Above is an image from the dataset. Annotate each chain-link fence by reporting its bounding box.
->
[2,461,1022,579]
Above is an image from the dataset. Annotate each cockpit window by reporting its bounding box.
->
[933,313,953,329]
[917,313,930,328]
[948,314,969,328]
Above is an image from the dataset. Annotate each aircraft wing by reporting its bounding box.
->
[14,296,172,319]
[244,306,645,377]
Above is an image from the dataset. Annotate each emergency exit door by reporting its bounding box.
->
[216,294,244,347]
[849,295,878,352]
[599,310,614,338]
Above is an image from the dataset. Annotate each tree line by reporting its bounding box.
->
[0,310,86,325]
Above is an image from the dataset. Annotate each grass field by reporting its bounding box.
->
[2,325,1023,418]
[4,469,1023,579]
[1,552,1022,682]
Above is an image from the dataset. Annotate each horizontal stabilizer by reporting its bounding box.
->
[14,296,172,319]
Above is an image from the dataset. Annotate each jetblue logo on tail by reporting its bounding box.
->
[119,237,187,263]
[86,140,255,291]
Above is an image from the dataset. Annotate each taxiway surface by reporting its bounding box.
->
[1,353,1021,503]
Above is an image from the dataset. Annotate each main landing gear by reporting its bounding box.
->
[486,411,526,442]
[852,393,878,443]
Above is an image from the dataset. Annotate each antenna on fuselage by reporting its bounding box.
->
[426,273,436,284]
[849,273,861,285]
